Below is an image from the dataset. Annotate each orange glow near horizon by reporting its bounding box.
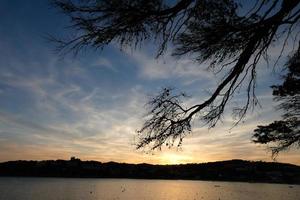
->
[159,153,193,165]
[0,140,300,166]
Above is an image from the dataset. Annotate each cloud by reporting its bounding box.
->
[0,111,77,140]
[92,57,118,72]
[0,52,150,162]
[126,50,214,82]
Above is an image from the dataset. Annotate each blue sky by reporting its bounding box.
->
[0,0,299,165]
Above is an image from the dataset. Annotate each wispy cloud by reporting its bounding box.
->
[92,57,118,72]
[0,52,149,162]
[126,50,214,82]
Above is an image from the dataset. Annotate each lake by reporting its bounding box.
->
[0,177,299,200]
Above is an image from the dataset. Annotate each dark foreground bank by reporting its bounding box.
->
[0,158,299,184]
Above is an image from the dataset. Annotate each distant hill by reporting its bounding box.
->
[0,158,299,184]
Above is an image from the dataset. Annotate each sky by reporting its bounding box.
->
[0,0,299,165]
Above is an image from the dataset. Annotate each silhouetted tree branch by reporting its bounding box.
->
[51,0,300,150]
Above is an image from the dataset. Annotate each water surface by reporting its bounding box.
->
[0,177,299,200]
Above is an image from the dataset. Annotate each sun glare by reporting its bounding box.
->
[161,153,192,165]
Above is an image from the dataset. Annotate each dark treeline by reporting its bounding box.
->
[0,158,299,184]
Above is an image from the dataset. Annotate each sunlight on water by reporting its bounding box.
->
[0,178,299,200]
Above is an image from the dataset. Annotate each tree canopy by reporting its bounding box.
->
[253,47,300,157]
[51,0,300,152]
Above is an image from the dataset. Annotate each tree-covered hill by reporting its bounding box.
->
[0,158,299,184]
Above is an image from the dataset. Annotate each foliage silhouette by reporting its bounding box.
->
[1,158,300,184]
[253,46,300,157]
[51,0,300,151]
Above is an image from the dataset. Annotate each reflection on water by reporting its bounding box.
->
[0,177,299,200]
